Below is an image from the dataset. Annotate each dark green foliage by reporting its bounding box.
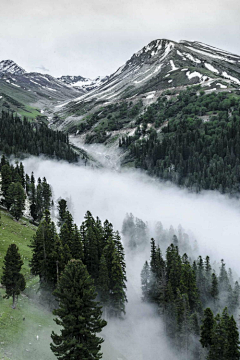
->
[98,255,110,306]
[123,89,240,194]
[200,308,215,348]
[0,157,52,222]
[57,198,68,227]
[0,111,78,162]
[210,273,219,303]
[1,163,12,203]
[29,210,62,288]
[50,259,107,360]
[225,315,240,360]
[1,243,26,308]
[30,206,127,317]
[77,100,143,144]
[207,308,240,360]
[6,182,25,220]
[142,238,240,357]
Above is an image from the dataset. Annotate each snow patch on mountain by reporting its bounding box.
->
[222,71,240,85]
[205,63,219,74]
[169,60,178,71]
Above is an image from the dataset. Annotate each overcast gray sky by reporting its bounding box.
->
[0,0,240,78]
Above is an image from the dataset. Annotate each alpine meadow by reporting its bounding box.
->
[1,1,240,359]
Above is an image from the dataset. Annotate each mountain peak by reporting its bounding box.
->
[0,60,26,75]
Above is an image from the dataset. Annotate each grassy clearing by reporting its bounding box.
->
[0,210,57,360]
[0,210,125,360]
[0,210,36,280]
[17,105,42,120]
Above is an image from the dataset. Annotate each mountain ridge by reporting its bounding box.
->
[52,38,240,132]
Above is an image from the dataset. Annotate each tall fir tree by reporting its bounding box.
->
[1,244,26,308]
[30,210,61,288]
[51,259,107,360]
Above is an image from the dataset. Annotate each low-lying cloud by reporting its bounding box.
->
[22,156,240,359]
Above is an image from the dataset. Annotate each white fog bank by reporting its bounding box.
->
[23,156,240,271]
[22,156,240,360]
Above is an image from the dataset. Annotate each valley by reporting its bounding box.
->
[1,37,240,360]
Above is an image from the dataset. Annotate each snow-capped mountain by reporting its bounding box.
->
[59,38,240,117]
[0,69,84,109]
[58,75,109,92]
[0,60,26,75]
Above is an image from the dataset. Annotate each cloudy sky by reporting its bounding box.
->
[1,0,240,78]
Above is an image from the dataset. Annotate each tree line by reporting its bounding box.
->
[0,155,52,221]
[0,111,78,162]
[141,238,240,359]
[30,201,127,318]
[120,88,240,194]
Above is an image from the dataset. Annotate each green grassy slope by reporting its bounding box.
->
[0,210,57,360]
[0,210,127,360]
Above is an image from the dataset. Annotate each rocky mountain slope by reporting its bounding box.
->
[58,74,109,91]
[53,39,240,132]
[0,59,26,75]
[0,61,85,118]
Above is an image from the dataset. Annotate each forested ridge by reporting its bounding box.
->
[141,238,240,359]
[0,158,127,359]
[0,111,78,162]
[120,87,240,194]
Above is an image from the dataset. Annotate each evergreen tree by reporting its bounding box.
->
[225,315,240,360]
[1,163,12,203]
[57,198,68,227]
[6,182,26,220]
[200,307,215,348]
[98,254,110,307]
[30,210,61,287]
[109,249,127,317]
[210,273,219,303]
[50,259,107,360]
[1,244,26,308]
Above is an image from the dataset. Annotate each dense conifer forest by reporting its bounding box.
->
[120,88,240,194]
[0,111,78,162]
[141,238,240,359]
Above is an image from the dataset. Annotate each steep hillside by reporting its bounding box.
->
[0,60,26,75]
[54,39,240,132]
[0,60,84,119]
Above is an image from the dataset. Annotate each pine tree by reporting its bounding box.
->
[50,259,107,360]
[6,182,26,220]
[109,249,127,317]
[1,163,12,204]
[225,315,240,360]
[30,210,61,287]
[98,254,109,307]
[57,198,68,227]
[210,273,219,303]
[200,307,215,348]
[1,244,26,308]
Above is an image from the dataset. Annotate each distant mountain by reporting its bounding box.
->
[60,39,240,112]
[0,60,26,75]
[54,38,240,136]
[0,63,84,117]
[58,75,109,91]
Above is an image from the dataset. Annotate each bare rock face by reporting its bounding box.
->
[0,60,26,75]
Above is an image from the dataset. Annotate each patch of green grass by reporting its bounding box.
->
[0,210,57,360]
[0,210,36,280]
[0,210,125,360]
[17,105,41,120]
